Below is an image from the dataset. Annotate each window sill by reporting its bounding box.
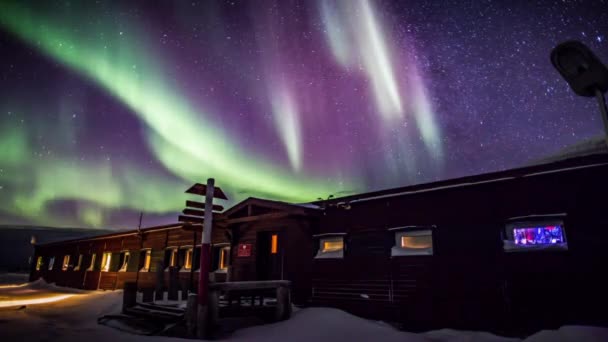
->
[314,250,344,259]
[214,269,228,273]
[391,246,433,256]
[503,240,568,252]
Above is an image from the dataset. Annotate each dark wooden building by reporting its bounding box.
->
[31,153,608,335]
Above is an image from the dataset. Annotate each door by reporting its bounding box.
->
[256,231,283,280]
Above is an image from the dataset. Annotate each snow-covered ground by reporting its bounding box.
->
[0,277,607,341]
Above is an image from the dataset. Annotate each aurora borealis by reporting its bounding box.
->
[0,1,607,229]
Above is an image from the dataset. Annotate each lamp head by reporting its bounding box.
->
[551,40,608,97]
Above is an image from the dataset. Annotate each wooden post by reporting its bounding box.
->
[155,260,164,300]
[196,304,210,339]
[123,282,137,313]
[275,285,291,321]
[209,288,219,328]
[168,267,179,300]
[186,293,198,337]
[197,178,215,338]
[198,178,215,306]
[142,288,154,303]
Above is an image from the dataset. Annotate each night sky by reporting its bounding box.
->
[0,0,607,229]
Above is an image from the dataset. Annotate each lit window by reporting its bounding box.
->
[183,248,193,270]
[271,234,278,254]
[48,256,55,270]
[73,254,83,271]
[61,255,71,271]
[140,250,151,272]
[504,220,568,252]
[392,228,433,256]
[169,248,177,267]
[315,236,344,259]
[87,254,96,271]
[35,256,43,271]
[219,246,230,271]
[118,251,130,272]
[101,252,112,272]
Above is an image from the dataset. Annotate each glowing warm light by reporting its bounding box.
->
[219,247,230,270]
[141,250,152,271]
[183,249,193,270]
[0,283,30,289]
[169,249,177,267]
[322,240,344,252]
[62,255,70,271]
[0,294,75,308]
[271,234,278,254]
[118,251,130,272]
[101,252,111,272]
[35,256,43,271]
[400,235,432,249]
[74,254,83,271]
[87,253,96,271]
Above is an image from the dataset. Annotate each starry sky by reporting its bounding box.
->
[0,0,607,229]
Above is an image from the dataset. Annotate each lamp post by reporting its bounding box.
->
[551,40,608,146]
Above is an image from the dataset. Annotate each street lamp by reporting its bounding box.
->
[551,40,608,146]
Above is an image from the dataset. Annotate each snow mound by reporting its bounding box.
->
[524,325,608,342]
[226,307,427,342]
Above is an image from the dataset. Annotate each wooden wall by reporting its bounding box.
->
[312,162,608,334]
[229,216,314,305]
[31,224,229,292]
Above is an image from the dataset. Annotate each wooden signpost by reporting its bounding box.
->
[179,179,227,339]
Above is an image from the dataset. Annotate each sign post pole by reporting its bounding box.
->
[198,177,215,306]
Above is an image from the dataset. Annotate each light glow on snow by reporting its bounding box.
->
[0,294,75,308]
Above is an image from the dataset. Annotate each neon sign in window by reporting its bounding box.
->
[513,225,565,245]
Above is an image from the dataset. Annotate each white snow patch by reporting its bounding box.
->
[1,277,607,341]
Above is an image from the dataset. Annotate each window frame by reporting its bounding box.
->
[390,226,434,257]
[73,254,83,271]
[181,247,194,272]
[140,249,152,272]
[503,217,568,252]
[218,245,230,272]
[48,256,55,270]
[314,234,346,259]
[118,251,130,272]
[87,253,97,271]
[101,252,112,272]
[35,256,43,271]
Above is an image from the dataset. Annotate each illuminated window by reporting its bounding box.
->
[48,256,55,270]
[391,228,433,256]
[169,248,177,267]
[87,254,96,271]
[314,236,345,259]
[118,251,130,272]
[271,234,278,254]
[183,248,193,270]
[35,256,43,271]
[219,246,230,271]
[62,255,71,271]
[140,250,151,272]
[73,254,83,271]
[504,219,568,252]
[101,252,112,272]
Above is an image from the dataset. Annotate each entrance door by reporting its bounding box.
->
[256,232,282,280]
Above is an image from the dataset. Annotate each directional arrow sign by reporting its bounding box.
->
[182,208,205,217]
[178,215,205,224]
[185,200,224,212]
[185,183,228,200]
